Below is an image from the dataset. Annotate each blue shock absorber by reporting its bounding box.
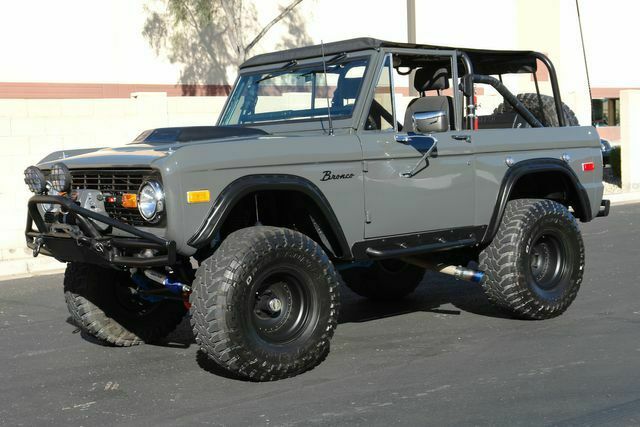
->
[131,272,163,303]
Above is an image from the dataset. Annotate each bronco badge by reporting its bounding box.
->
[321,170,355,182]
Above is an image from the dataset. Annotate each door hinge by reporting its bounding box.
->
[362,160,368,173]
[365,210,372,224]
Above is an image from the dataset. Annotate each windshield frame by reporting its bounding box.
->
[217,52,376,131]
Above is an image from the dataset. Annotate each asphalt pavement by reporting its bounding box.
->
[1,202,639,426]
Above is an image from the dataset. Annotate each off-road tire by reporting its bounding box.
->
[496,93,579,127]
[190,226,341,381]
[64,263,187,346]
[342,260,425,300]
[479,199,585,320]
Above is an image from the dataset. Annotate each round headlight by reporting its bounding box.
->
[137,180,165,222]
[49,163,72,193]
[24,166,47,194]
[39,184,61,214]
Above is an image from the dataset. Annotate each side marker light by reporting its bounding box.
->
[187,190,211,204]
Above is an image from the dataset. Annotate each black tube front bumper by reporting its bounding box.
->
[26,195,176,268]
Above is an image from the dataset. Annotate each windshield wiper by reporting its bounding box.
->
[327,52,347,64]
[299,53,348,78]
[254,60,299,84]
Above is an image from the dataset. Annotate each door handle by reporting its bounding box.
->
[395,134,411,143]
[452,134,471,143]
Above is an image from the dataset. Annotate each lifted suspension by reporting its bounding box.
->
[131,269,192,308]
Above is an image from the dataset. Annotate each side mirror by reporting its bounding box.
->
[413,110,448,134]
[399,135,438,178]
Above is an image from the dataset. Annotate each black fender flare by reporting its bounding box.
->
[187,174,352,259]
[482,158,592,243]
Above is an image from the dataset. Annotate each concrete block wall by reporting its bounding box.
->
[620,90,640,193]
[0,94,227,278]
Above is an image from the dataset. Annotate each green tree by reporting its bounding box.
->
[143,0,310,93]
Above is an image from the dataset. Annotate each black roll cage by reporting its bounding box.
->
[456,50,566,129]
[240,39,567,130]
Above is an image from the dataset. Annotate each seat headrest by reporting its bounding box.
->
[334,77,361,101]
[414,67,450,92]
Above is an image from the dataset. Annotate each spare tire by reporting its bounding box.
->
[495,93,579,127]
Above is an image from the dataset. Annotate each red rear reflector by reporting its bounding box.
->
[582,162,595,172]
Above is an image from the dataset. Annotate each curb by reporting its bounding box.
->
[606,192,640,205]
[0,257,64,282]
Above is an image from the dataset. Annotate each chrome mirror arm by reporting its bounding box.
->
[400,135,438,178]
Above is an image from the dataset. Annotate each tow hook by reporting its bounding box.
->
[32,237,44,257]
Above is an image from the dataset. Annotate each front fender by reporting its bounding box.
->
[187,174,352,259]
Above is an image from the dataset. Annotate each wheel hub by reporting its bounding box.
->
[529,233,564,290]
[267,297,283,313]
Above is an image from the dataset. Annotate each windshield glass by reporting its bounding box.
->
[219,58,369,126]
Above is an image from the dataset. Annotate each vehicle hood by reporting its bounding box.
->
[132,126,268,144]
[36,126,271,170]
[37,145,176,169]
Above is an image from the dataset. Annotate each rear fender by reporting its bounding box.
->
[482,158,592,243]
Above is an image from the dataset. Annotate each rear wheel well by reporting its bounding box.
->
[508,170,587,220]
[195,190,344,261]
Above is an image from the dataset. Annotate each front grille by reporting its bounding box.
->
[70,169,157,227]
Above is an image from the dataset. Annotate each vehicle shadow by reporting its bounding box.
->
[65,316,196,348]
[68,271,512,349]
[338,271,512,324]
[160,272,513,347]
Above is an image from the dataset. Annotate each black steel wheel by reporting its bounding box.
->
[480,199,585,319]
[190,226,341,381]
[249,267,316,344]
[528,232,572,294]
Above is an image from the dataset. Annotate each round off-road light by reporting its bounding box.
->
[38,185,61,214]
[137,180,165,222]
[24,166,47,194]
[49,163,72,193]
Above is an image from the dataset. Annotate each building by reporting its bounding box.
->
[0,0,636,274]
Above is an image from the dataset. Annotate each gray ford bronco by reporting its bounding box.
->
[24,38,609,381]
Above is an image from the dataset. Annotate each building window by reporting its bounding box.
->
[592,98,620,127]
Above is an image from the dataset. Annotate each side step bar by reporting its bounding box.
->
[365,239,476,259]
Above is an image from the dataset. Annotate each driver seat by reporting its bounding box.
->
[403,67,454,132]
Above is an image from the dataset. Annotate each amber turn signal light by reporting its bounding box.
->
[187,190,211,204]
[121,193,138,208]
